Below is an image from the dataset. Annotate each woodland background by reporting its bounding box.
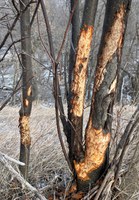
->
[0,0,139,200]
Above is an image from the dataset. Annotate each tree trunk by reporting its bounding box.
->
[73,0,132,191]
[68,0,98,165]
[68,0,80,89]
[19,0,33,179]
[68,0,80,164]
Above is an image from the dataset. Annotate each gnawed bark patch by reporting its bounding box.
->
[71,25,93,117]
[24,99,29,107]
[27,86,32,96]
[74,126,110,181]
[72,0,132,192]
[94,4,125,93]
[19,116,31,146]
[74,3,127,184]
[109,76,117,94]
[23,86,32,107]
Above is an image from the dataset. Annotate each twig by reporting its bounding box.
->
[0,74,22,111]
[0,0,33,49]
[56,0,78,63]
[40,0,72,169]
[0,39,22,62]
[113,105,139,186]
[12,0,19,13]
[82,185,99,200]
[0,156,47,200]
[54,63,73,172]
[30,0,41,26]
[94,170,114,200]
[21,52,53,73]
[36,11,54,63]
[40,0,55,60]
[0,152,25,166]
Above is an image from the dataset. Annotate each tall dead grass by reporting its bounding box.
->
[0,104,139,199]
[0,105,71,199]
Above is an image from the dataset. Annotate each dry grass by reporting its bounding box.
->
[111,105,139,200]
[0,104,139,199]
[0,104,71,199]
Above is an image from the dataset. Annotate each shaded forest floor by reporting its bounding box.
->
[0,104,139,199]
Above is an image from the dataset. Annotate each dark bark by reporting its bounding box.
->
[74,0,132,191]
[133,26,139,103]
[63,53,68,99]
[19,0,33,179]
[40,0,55,60]
[67,0,80,166]
[40,0,71,169]
[68,0,80,89]
[68,0,98,165]
[116,69,124,103]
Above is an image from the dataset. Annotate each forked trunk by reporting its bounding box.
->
[73,0,132,191]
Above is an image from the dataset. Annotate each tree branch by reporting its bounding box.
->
[0,155,47,200]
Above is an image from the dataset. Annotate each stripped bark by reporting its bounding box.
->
[74,0,132,191]
[19,0,33,179]
[69,0,98,165]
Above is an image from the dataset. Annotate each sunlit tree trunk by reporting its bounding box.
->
[73,0,132,191]
[19,0,33,179]
[68,0,98,165]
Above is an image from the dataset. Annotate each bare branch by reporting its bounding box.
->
[40,0,55,60]
[36,11,54,63]
[0,155,47,200]
[0,152,25,166]
[12,0,19,13]
[113,105,139,186]
[54,63,73,172]
[30,0,41,26]
[56,0,78,63]
[0,0,34,49]
[0,39,22,62]
[0,74,22,111]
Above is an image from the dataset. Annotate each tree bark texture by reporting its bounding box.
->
[19,0,33,179]
[68,0,80,89]
[73,0,132,191]
[69,0,98,165]
[68,0,80,164]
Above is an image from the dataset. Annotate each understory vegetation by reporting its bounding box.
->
[0,105,139,199]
